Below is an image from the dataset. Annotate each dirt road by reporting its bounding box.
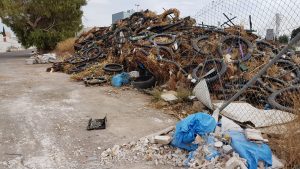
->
[0,52,176,169]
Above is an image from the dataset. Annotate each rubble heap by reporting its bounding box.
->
[100,136,240,169]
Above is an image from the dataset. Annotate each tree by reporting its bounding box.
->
[278,34,289,44]
[0,0,86,51]
[291,27,300,39]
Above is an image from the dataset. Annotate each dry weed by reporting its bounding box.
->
[70,62,107,81]
[267,65,280,77]
[55,38,76,55]
[269,95,300,168]
[149,88,163,102]
[176,87,191,102]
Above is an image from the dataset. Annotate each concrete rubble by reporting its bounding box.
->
[26,53,56,64]
[100,135,231,168]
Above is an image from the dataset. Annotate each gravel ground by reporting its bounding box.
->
[0,52,176,169]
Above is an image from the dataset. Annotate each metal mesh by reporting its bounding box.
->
[192,0,300,133]
[194,0,300,37]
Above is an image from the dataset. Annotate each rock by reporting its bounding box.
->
[214,141,223,148]
[188,95,197,100]
[26,58,36,65]
[225,156,247,169]
[101,149,110,158]
[161,91,178,102]
[224,54,233,63]
[128,71,140,78]
[154,135,172,145]
[245,128,267,142]
[222,145,233,154]
[112,145,120,156]
[271,154,284,169]
[154,159,159,165]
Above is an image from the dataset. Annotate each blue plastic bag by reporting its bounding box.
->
[171,113,216,151]
[229,131,272,169]
[111,72,130,87]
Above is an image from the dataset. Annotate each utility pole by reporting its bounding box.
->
[135,4,140,12]
[275,13,281,38]
[1,27,6,42]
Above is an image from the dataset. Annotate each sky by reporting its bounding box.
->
[1,0,299,37]
[81,0,211,27]
[1,0,211,35]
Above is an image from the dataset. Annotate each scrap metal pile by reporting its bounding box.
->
[50,8,300,111]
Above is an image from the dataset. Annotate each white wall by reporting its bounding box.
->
[0,35,22,52]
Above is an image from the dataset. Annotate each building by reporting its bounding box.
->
[112,10,135,24]
[265,29,275,41]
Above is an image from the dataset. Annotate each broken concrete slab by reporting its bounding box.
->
[245,128,268,142]
[225,156,247,169]
[214,102,297,128]
[154,135,172,145]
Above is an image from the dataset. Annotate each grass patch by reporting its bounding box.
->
[176,87,191,102]
[149,88,162,102]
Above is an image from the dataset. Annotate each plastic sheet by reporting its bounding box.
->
[229,131,272,169]
[171,113,216,151]
[111,72,130,87]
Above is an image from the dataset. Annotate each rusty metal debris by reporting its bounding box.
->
[49,9,300,112]
[87,116,107,130]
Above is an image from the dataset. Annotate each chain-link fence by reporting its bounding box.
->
[194,0,300,37]
[191,0,300,134]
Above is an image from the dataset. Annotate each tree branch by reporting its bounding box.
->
[42,19,55,32]
[26,16,42,28]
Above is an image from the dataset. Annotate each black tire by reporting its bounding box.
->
[192,59,227,83]
[276,59,300,78]
[149,34,176,46]
[129,12,145,23]
[160,9,179,22]
[256,40,278,54]
[83,76,107,86]
[84,47,103,60]
[218,35,253,62]
[68,63,88,74]
[257,75,288,93]
[156,46,175,60]
[268,86,300,113]
[183,64,198,74]
[103,63,124,73]
[191,35,211,55]
[132,75,156,89]
[243,86,269,108]
[67,55,89,64]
